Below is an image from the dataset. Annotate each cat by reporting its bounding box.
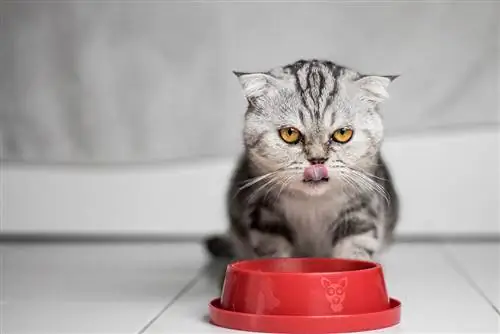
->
[205,59,399,264]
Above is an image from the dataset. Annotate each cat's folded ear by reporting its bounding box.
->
[355,74,399,105]
[233,71,280,103]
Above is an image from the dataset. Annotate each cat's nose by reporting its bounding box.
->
[308,157,327,165]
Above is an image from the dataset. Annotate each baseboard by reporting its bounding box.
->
[1,128,499,236]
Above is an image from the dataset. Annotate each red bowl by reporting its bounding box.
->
[220,257,391,316]
[209,298,401,334]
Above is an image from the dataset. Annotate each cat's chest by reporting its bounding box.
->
[278,193,345,227]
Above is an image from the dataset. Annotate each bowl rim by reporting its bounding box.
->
[210,297,401,319]
[226,257,382,276]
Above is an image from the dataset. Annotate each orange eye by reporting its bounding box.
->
[332,128,354,143]
[279,127,302,144]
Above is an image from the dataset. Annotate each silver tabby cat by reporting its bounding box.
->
[205,59,399,262]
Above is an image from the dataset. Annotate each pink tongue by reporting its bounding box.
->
[303,164,329,181]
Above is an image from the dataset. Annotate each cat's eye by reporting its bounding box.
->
[331,127,354,144]
[279,127,302,144]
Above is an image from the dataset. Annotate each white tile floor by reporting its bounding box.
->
[0,242,498,334]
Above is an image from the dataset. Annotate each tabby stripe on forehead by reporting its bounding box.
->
[292,63,316,120]
[331,219,377,245]
[298,108,305,124]
[293,71,313,120]
[317,69,325,114]
[307,68,324,119]
[324,66,343,119]
[304,65,317,118]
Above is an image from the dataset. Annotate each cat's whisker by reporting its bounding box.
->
[237,172,277,192]
[248,175,281,203]
[347,169,390,204]
[339,172,364,197]
[263,177,283,201]
[333,149,387,180]
[333,164,389,202]
[233,163,297,203]
[274,175,295,204]
[332,166,361,191]
[340,168,375,193]
[350,166,388,182]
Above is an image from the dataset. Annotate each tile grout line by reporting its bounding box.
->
[136,263,210,334]
[440,243,500,316]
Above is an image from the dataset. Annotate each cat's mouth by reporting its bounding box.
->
[303,164,329,183]
[303,177,329,183]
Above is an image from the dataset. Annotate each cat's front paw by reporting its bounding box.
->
[332,234,379,261]
[333,246,373,261]
[348,248,373,261]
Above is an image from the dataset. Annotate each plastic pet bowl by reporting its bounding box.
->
[208,257,401,333]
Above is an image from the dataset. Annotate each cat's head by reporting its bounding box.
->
[235,59,397,196]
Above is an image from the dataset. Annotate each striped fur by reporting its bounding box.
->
[205,59,399,264]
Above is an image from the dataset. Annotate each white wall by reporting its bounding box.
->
[1,2,498,163]
[2,129,499,236]
[1,2,498,236]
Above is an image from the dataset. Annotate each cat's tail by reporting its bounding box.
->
[203,234,235,259]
